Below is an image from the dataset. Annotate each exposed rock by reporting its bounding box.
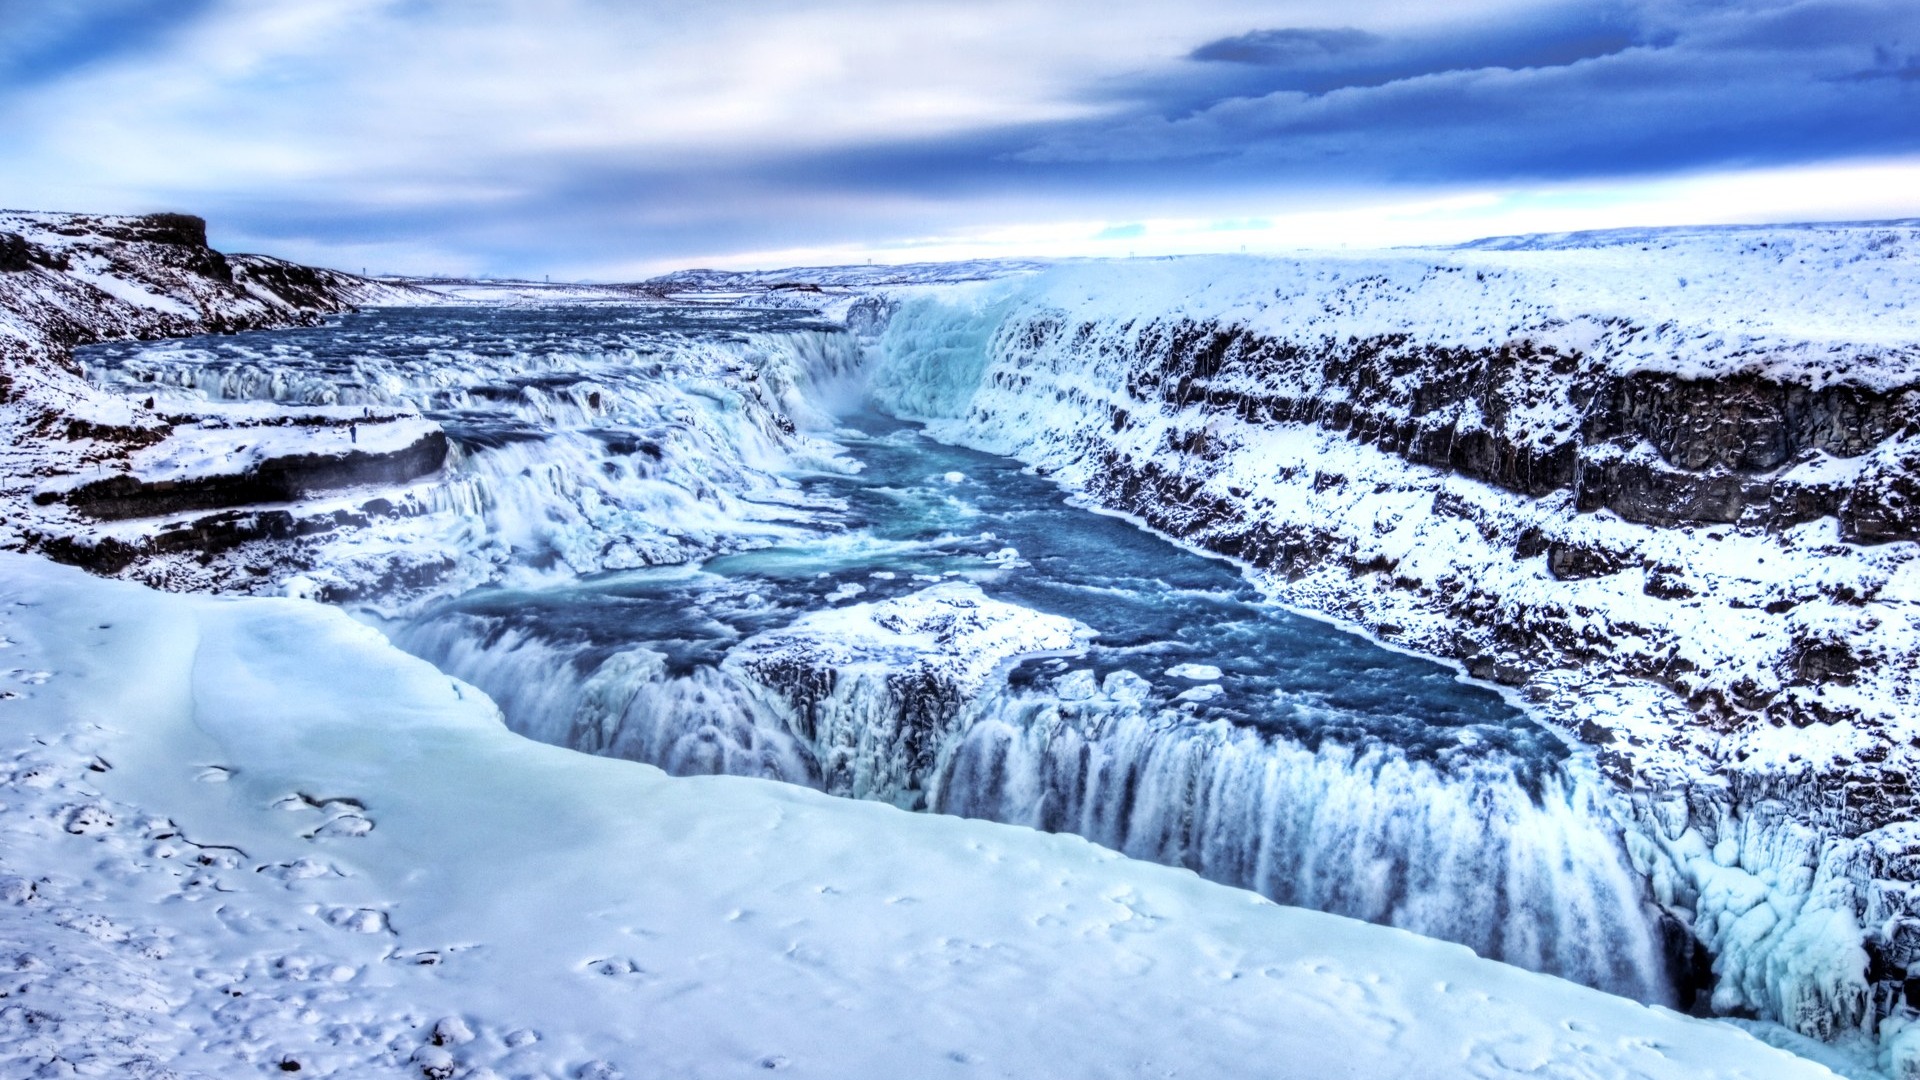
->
[0,210,447,592]
[1843,434,1920,543]
[728,582,1087,807]
[40,429,447,520]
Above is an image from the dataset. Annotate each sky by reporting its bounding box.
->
[0,0,1916,278]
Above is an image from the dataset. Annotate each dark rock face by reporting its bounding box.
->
[1842,436,1920,543]
[1116,321,1582,498]
[1042,316,1920,540]
[0,233,69,273]
[110,213,211,248]
[40,430,449,520]
[1584,373,1905,470]
[229,256,362,312]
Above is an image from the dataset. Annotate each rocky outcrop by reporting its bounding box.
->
[37,427,448,521]
[728,582,1087,807]
[0,210,448,594]
[1112,319,1920,538]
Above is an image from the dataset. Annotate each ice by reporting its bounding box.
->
[0,551,1835,1078]
[71,309,872,601]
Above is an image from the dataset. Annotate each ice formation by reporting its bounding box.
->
[857,221,1920,1054]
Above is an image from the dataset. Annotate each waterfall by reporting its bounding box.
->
[87,300,1682,1013]
[932,674,1669,1002]
[78,310,872,587]
[394,605,1676,1006]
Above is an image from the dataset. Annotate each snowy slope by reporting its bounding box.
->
[0,211,439,359]
[0,552,1839,1079]
[9,213,1920,1073]
[649,258,1058,289]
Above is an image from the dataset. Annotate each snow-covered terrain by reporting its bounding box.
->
[648,258,1058,290]
[0,553,1840,1079]
[71,305,866,604]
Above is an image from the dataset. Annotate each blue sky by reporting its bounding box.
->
[1,0,1916,276]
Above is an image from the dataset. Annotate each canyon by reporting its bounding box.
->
[3,210,1917,1076]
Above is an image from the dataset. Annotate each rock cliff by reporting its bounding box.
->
[0,211,447,590]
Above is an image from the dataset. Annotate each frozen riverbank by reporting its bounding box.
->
[8,210,1919,1074]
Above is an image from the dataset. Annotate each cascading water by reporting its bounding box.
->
[78,305,869,590]
[82,301,1679,1006]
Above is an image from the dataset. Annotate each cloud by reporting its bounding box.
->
[0,0,219,87]
[1190,28,1383,66]
[1018,0,1920,181]
[0,0,1914,274]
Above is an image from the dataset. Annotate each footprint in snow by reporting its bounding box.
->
[585,957,645,977]
[308,813,374,839]
[274,792,366,814]
[63,803,115,835]
[12,764,59,790]
[323,906,390,934]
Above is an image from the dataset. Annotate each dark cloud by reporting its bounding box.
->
[1190,28,1383,66]
[1162,6,1648,103]
[1016,0,1920,183]
[218,0,1920,274]
[12,0,1913,274]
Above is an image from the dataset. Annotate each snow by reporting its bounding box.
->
[733,580,1088,701]
[8,212,1919,1074]
[35,407,440,498]
[648,258,1057,290]
[866,220,1920,391]
[0,552,1839,1078]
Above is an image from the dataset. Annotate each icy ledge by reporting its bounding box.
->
[0,552,1834,1079]
[728,580,1089,804]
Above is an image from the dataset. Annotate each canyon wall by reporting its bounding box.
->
[867,222,1920,1055]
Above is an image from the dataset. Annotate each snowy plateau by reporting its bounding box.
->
[0,210,1916,1078]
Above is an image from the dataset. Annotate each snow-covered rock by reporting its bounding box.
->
[727,581,1089,805]
[0,211,452,594]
